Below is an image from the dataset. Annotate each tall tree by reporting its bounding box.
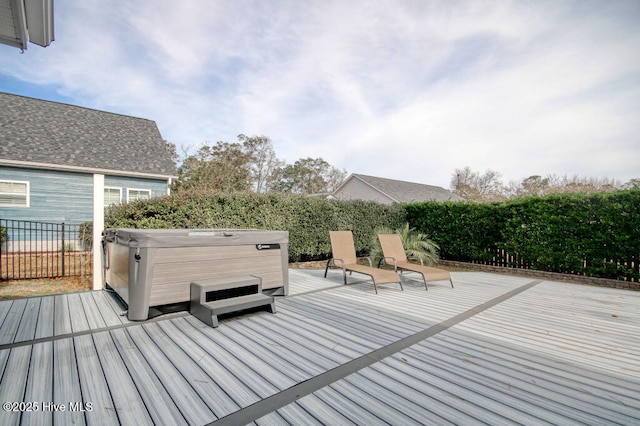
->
[450,167,506,202]
[270,157,346,194]
[176,141,250,193]
[238,134,285,193]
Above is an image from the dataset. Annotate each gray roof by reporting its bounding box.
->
[0,92,176,177]
[349,173,464,202]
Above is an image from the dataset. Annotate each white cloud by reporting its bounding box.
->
[1,0,638,188]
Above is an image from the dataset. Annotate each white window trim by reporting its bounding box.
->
[104,186,122,206]
[0,180,30,207]
[127,188,151,202]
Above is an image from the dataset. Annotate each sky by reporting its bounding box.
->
[1,0,638,189]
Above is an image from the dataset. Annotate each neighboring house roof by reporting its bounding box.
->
[0,92,177,179]
[333,173,464,203]
[0,0,54,50]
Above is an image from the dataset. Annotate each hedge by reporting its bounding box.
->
[406,190,640,281]
[105,193,407,261]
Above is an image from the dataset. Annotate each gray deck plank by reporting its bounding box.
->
[182,315,299,391]
[53,295,72,336]
[0,298,27,344]
[254,309,361,361]
[14,297,40,342]
[73,334,119,425]
[156,319,261,409]
[91,331,153,425]
[126,324,216,425]
[99,289,130,323]
[277,394,356,426]
[110,329,189,425]
[171,317,281,399]
[91,291,126,327]
[79,292,107,330]
[227,319,339,373]
[0,300,13,327]
[215,320,314,383]
[0,270,638,425]
[0,346,31,425]
[21,342,53,426]
[146,321,241,419]
[53,338,85,426]
[67,293,90,333]
[34,296,54,339]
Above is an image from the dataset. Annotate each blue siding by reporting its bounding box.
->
[104,176,168,201]
[0,167,93,223]
[0,167,169,224]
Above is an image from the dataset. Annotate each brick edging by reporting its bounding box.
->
[438,260,640,291]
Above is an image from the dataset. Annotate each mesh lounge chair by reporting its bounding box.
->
[378,233,453,291]
[325,230,403,294]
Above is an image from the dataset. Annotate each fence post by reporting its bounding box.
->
[61,222,65,276]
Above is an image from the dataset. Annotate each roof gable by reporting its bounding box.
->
[0,92,176,177]
[338,173,464,203]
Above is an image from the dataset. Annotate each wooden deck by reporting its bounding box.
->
[0,269,639,425]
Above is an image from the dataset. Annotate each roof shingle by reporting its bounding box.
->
[0,92,176,177]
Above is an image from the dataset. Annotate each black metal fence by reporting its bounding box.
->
[0,219,93,280]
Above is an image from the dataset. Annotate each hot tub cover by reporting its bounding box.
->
[105,228,288,248]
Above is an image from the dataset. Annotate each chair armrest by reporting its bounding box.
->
[357,256,373,267]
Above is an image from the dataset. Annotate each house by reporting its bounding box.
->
[0,92,177,287]
[332,173,464,204]
[0,0,54,51]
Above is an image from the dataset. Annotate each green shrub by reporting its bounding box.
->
[406,190,640,281]
[105,193,407,261]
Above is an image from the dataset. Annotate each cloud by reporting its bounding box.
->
[1,0,638,188]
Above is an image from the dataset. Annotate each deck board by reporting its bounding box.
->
[53,295,72,336]
[21,342,53,426]
[14,297,40,342]
[0,346,31,425]
[73,334,119,425]
[109,328,189,425]
[34,296,54,339]
[92,291,127,327]
[0,298,27,344]
[92,332,154,425]
[52,338,85,425]
[0,270,638,425]
[67,294,90,333]
[79,292,107,330]
[126,324,216,425]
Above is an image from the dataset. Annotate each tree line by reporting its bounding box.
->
[451,166,639,202]
[165,137,636,202]
[166,135,347,195]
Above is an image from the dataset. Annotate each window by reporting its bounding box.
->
[0,180,29,207]
[104,187,122,206]
[127,189,151,202]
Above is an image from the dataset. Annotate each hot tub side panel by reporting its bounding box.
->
[148,244,288,307]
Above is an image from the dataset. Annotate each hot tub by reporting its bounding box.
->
[103,228,289,320]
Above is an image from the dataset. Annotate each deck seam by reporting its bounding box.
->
[208,279,543,426]
[0,311,190,351]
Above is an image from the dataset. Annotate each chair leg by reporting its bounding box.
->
[449,278,454,288]
[324,259,332,278]
[372,281,378,294]
[421,274,428,291]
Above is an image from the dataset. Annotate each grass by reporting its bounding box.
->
[0,277,92,300]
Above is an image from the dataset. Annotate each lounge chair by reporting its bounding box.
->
[378,233,453,290]
[324,230,403,294]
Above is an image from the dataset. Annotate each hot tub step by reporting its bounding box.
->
[190,276,276,327]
